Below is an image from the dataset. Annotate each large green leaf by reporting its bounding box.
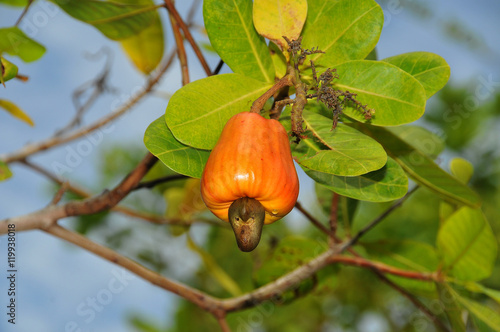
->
[301,0,383,67]
[253,0,307,50]
[462,282,500,306]
[204,0,275,82]
[387,125,445,159]
[119,0,164,74]
[0,27,45,62]
[437,206,497,281]
[305,157,408,202]
[144,117,210,179]
[383,52,450,98]
[295,110,386,176]
[165,73,271,150]
[334,60,427,126]
[0,0,28,6]
[51,0,157,40]
[356,124,481,207]
[364,240,438,294]
[449,287,500,332]
[0,161,12,181]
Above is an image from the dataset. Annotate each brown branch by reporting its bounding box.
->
[294,201,332,237]
[375,273,451,332]
[0,153,157,233]
[169,12,190,85]
[329,193,340,237]
[341,186,419,252]
[0,45,176,164]
[328,255,434,281]
[216,315,232,332]
[134,174,188,190]
[45,223,222,314]
[250,75,293,113]
[163,0,212,76]
[15,0,34,26]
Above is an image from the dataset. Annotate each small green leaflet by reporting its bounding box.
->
[0,27,45,62]
[144,117,210,179]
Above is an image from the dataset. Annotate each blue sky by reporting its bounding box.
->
[0,0,499,331]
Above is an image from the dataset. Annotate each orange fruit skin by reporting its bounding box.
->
[201,112,299,224]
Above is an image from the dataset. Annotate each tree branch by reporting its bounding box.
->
[341,186,419,252]
[169,11,190,85]
[163,0,212,76]
[0,46,176,164]
[294,201,333,237]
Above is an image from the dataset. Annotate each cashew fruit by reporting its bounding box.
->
[201,112,299,251]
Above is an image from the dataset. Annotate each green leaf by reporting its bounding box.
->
[0,27,45,62]
[203,0,275,82]
[119,0,164,74]
[305,157,408,202]
[364,240,438,294]
[0,99,34,126]
[0,161,12,181]
[383,52,450,98]
[187,236,242,297]
[269,42,287,79]
[301,0,383,67]
[0,0,28,6]
[334,60,427,126]
[387,125,445,159]
[462,282,500,306]
[144,117,210,178]
[51,0,157,40]
[437,206,497,281]
[295,110,386,176]
[436,283,466,332]
[355,124,481,207]
[165,73,271,150]
[253,0,307,51]
[1,56,18,84]
[449,287,500,332]
[450,158,473,184]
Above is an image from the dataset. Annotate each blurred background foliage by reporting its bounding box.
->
[28,0,499,331]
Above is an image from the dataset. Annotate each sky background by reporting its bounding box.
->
[1,0,500,331]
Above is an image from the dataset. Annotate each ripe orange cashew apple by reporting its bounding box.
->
[201,112,299,252]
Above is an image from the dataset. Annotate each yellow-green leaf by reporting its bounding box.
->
[0,27,46,62]
[0,161,12,181]
[1,57,18,84]
[437,206,497,281]
[253,0,307,51]
[450,158,473,184]
[0,99,33,126]
[51,0,157,40]
[120,10,164,74]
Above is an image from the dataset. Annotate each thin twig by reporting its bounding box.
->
[169,12,190,85]
[134,174,188,190]
[55,48,114,136]
[163,0,212,76]
[329,192,340,242]
[250,75,293,113]
[341,186,419,251]
[294,201,332,237]
[212,59,224,76]
[15,0,33,26]
[216,314,232,332]
[375,272,451,332]
[0,45,176,164]
[51,182,69,205]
